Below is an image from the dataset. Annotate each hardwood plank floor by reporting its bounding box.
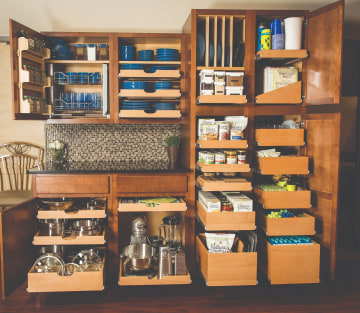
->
[1,252,360,313]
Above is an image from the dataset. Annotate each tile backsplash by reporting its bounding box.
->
[45,124,182,171]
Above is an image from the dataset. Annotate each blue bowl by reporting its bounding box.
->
[154,81,172,90]
[122,81,148,89]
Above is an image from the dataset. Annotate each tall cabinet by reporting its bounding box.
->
[183,0,343,285]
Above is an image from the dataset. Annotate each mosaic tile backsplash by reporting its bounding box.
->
[45,124,182,171]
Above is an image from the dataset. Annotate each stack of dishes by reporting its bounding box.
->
[139,49,154,61]
[154,102,175,110]
[121,64,144,70]
[122,100,152,110]
[156,48,180,61]
[148,65,177,73]
[154,81,172,90]
[122,81,149,90]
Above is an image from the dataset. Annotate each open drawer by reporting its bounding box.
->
[196,175,252,192]
[32,229,106,245]
[258,236,320,285]
[197,201,255,231]
[253,187,311,209]
[27,256,105,292]
[255,128,305,146]
[37,207,106,219]
[118,197,187,212]
[257,156,309,175]
[257,211,315,236]
[196,235,257,286]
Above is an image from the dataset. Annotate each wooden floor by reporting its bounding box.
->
[1,256,360,313]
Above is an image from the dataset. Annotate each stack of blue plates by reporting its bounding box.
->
[122,81,149,89]
[154,81,173,90]
[139,49,154,61]
[148,65,177,73]
[122,101,152,110]
[121,64,144,70]
[156,48,180,61]
[154,102,175,110]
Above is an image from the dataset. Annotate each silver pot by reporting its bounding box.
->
[122,244,156,271]
[71,219,101,236]
[38,219,65,236]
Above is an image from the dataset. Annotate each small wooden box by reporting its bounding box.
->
[27,257,105,292]
[197,201,255,231]
[257,156,309,175]
[253,187,311,209]
[255,128,305,146]
[196,235,257,286]
[259,237,320,285]
[257,212,315,236]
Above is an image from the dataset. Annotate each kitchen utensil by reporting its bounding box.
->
[122,244,156,271]
[72,249,102,265]
[158,246,172,279]
[38,245,64,258]
[32,253,65,275]
[63,263,82,276]
[158,215,182,247]
[71,219,101,236]
[38,219,65,236]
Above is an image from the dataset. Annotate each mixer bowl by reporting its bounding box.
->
[122,244,156,271]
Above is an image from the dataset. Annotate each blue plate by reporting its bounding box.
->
[197,32,205,65]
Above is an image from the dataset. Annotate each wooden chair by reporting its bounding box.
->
[0,142,44,208]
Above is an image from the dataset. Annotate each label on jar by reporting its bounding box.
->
[237,150,246,164]
[215,152,225,164]
[226,155,237,164]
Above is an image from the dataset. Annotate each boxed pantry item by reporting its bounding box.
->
[225,116,248,140]
[214,71,226,82]
[198,118,216,139]
[201,124,218,140]
[226,72,244,86]
[198,190,221,212]
[199,69,214,95]
[221,191,253,212]
[225,86,244,95]
[205,232,235,253]
[214,82,225,95]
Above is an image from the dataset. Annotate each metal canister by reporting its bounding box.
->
[257,22,267,52]
[261,28,271,50]
[215,152,225,164]
[199,151,214,164]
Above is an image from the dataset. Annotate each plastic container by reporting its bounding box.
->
[86,44,97,61]
[98,43,109,60]
[74,44,86,60]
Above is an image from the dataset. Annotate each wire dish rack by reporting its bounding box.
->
[54,92,102,111]
[54,72,103,85]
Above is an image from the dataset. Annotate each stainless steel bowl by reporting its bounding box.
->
[122,244,156,271]
[38,219,65,236]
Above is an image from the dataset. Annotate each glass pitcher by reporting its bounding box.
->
[158,215,182,247]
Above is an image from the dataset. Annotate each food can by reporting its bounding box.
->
[237,150,246,164]
[215,152,226,164]
[199,151,214,164]
[218,122,230,140]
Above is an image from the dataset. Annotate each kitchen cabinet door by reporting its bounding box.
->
[304,0,344,106]
[0,199,37,299]
[302,112,341,280]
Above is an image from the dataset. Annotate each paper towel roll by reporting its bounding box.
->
[284,17,303,49]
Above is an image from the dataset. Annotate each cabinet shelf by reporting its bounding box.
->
[196,139,247,149]
[119,89,180,98]
[118,259,191,286]
[27,257,105,292]
[256,156,309,175]
[196,66,245,71]
[196,175,252,192]
[37,208,106,219]
[46,60,109,64]
[257,211,315,236]
[119,69,180,79]
[256,81,302,104]
[18,37,50,59]
[32,230,106,245]
[118,198,187,212]
[196,161,250,173]
[255,128,305,146]
[197,201,255,231]
[197,95,246,105]
[253,187,311,209]
[119,109,181,119]
[255,49,308,63]
[196,235,257,286]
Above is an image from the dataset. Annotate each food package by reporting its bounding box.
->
[221,192,253,212]
[198,118,215,139]
[257,148,281,157]
[205,232,235,253]
[198,191,221,212]
[214,82,225,95]
[200,124,218,140]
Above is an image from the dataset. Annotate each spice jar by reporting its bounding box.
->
[237,150,246,164]
[223,150,237,164]
[98,43,109,60]
[221,201,233,212]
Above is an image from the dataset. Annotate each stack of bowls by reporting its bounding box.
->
[154,81,173,90]
[154,102,175,110]
[122,81,149,90]
[148,65,177,73]
[122,100,152,110]
[121,45,136,61]
[139,50,154,61]
[156,48,180,61]
[121,64,144,70]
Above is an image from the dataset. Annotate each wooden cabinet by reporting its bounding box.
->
[183,0,343,285]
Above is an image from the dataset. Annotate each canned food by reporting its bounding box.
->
[215,152,225,164]
[199,151,214,164]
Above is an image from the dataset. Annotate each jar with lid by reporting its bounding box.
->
[74,44,86,60]
[98,43,109,60]
[237,150,246,164]
[221,201,233,212]
[223,150,237,164]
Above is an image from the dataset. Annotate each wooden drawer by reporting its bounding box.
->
[257,212,315,236]
[197,201,255,231]
[196,161,250,173]
[118,197,187,212]
[37,207,106,219]
[255,128,305,146]
[253,187,311,209]
[259,237,320,285]
[115,174,187,193]
[196,175,252,192]
[34,175,110,195]
[27,257,105,292]
[257,156,309,175]
[32,230,106,245]
[196,235,257,286]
